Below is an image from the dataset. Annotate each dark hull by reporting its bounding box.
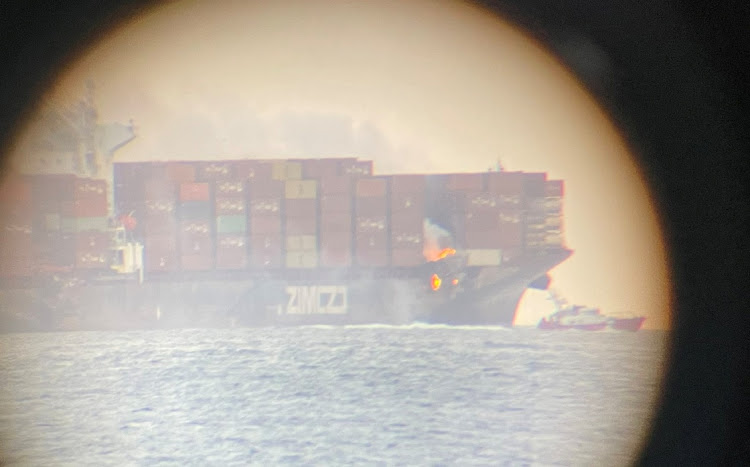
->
[0,249,571,333]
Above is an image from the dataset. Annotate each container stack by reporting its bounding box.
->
[215,180,248,269]
[284,179,318,268]
[389,175,426,266]
[543,180,564,248]
[178,181,213,271]
[142,166,180,273]
[355,177,389,267]
[0,175,34,277]
[487,171,525,255]
[30,175,75,270]
[521,172,548,250]
[450,173,499,266]
[62,178,110,270]
[248,170,283,269]
[319,174,353,267]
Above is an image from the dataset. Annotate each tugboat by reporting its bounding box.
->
[537,289,646,331]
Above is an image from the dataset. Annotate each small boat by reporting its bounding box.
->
[537,289,646,331]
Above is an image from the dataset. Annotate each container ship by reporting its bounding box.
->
[0,100,571,332]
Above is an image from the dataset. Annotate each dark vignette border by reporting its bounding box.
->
[1,1,748,464]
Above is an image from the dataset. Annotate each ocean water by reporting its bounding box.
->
[0,325,669,466]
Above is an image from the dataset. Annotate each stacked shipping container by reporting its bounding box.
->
[543,180,565,248]
[285,179,318,268]
[0,176,34,276]
[390,175,425,266]
[319,173,353,267]
[0,158,567,279]
[355,177,389,267]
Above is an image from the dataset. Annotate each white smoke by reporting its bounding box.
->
[423,218,453,255]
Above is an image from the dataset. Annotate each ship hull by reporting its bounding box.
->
[0,249,571,332]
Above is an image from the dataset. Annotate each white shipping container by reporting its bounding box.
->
[286,251,318,268]
[286,235,317,250]
[466,249,502,266]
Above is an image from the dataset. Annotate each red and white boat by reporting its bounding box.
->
[537,290,646,331]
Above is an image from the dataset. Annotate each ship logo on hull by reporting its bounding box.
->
[283,286,348,315]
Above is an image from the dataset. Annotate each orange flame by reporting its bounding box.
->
[424,247,457,262]
[452,279,459,285]
[431,274,442,291]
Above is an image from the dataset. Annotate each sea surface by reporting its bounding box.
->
[0,325,669,466]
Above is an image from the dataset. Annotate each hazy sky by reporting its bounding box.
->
[22,0,670,329]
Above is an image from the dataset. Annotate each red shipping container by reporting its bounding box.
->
[181,254,214,271]
[144,235,178,272]
[499,223,524,245]
[180,220,211,237]
[446,173,485,192]
[0,207,33,226]
[180,235,213,255]
[75,250,109,269]
[319,176,353,195]
[545,180,564,197]
[215,234,247,269]
[302,159,340,180]
[286,216,317,235]
[0,176,32,204]
[0,257,34,277]
[165,162,196,184]
[141,215,178,235]
[487,171,524,195]
[197,161,235,181]
[356,197,387,216]
[320,212,351,233]
[179,182,210,202]
[216,248,247,270]
[144,199,177,216]
[390,174,426,194]
[249,234,282,268]
[61,197,108,217]
[523,173,547,198]
[463,192,500,212]
[319,231,352,267]
[144,179,177,201]
[464,211,500,232]
[463,230,502,249]
[248,198,281,216]
[33,174,77,201]
[320,194,351,212]
[390,229,422,249]
[236,160,274,181]
[320,230,351,249]
[285,198,316,218]
[390,249,425,267]
[390,214,423,234]
[215,180,246,198]
[355,178,387,197]
[0,231,33,256]
[355,216,387,233]
[248,179,283,198]
[390,193,424,219]
[356,248,389,267]
[340,160,373,177]
[249,214,282,234]
[356,232,388,250]
[74,231,110,251]
[215,197,246,215]
[74,179,107,200]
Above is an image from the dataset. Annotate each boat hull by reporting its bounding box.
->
[1,249,572,333]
